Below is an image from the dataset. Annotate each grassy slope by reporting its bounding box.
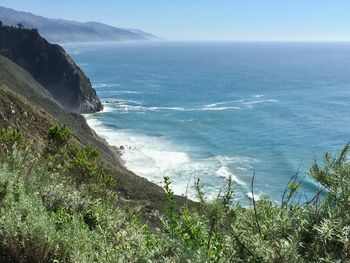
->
[1,56,350,262]
[0,55,194,222]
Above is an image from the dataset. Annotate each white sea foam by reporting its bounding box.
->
[215,155,258,166]
[241,99,278,106]
[103,94,277,114]
[101,105,115,113]
[246,192,262,201]
[92,83,118,88]
[203,100,240,108]
[200,106,241,111]
[114,90,141,94]
[216,166,239,181]
[85,116,254,199]
[213,155,258,185]
[111,101,185,112]
[201,95,278,111]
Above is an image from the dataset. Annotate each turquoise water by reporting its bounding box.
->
[66,42,350,203]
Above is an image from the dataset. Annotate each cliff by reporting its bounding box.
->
[0,25,103,113]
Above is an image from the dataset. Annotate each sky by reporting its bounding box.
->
[1,0,350,41]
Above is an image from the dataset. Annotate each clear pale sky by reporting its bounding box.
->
[1,0,350,41]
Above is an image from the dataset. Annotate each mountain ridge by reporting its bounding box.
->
[0,6,158,43]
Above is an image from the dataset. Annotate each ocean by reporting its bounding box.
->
[65,41,350,203]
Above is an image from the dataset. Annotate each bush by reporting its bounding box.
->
[0,127,27,151]
[0,143,155,262]
[1,126,350,262]
[48,124,72,147]
[155,145,350,262]
[64,145,116,189]
[46,124,116,190]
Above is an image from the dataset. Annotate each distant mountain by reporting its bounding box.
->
[122,28,160,40]
[0,6,158,43]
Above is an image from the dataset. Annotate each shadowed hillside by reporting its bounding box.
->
[0,25,103,113]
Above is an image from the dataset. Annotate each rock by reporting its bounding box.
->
[0,26,103,114]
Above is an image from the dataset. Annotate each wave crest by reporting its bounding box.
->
[102,94,277,113]
[84,116,255,199]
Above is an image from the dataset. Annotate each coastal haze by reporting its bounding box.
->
[0,6,158,43]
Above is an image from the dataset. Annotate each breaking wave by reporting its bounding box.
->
[101,95,277,113]
[84,116,256,199]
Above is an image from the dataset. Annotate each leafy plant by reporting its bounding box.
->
[48,124,73,147]
[1,126,350,262]
[0,127,28,151]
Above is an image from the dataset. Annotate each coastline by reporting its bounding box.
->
[83,104,248,201]
[84,114,262,204]
[84,113,194,198]
[83,110,125,167]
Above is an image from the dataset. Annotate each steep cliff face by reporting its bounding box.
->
[0,25,103,113]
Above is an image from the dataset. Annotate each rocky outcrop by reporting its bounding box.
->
[0,25,103,113]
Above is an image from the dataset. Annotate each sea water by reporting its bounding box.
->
[65,41,350,203]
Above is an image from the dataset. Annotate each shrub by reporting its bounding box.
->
[48,124,73,147]
[2,126,350,262]
[46,125,116,190]
[66,145,116,189]
[156,145,350,262]
[0,143,154,262]
[0,127,27,151]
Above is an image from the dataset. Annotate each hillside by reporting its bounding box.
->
[0,54,194,221]
[0,6,158,43]
[0,25,102,113]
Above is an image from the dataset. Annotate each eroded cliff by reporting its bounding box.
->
[0,25,103,113]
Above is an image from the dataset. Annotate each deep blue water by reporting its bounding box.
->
[65,42,350,203]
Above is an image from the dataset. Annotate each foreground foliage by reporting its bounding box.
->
[0,125,349,262]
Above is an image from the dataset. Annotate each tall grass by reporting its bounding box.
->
[0,125,349,262]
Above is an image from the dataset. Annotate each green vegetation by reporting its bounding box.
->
[48,124,73,147]
[0,125,350,262]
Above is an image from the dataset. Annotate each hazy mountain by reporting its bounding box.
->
[0,6,158,43]
[122,28,159,40]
